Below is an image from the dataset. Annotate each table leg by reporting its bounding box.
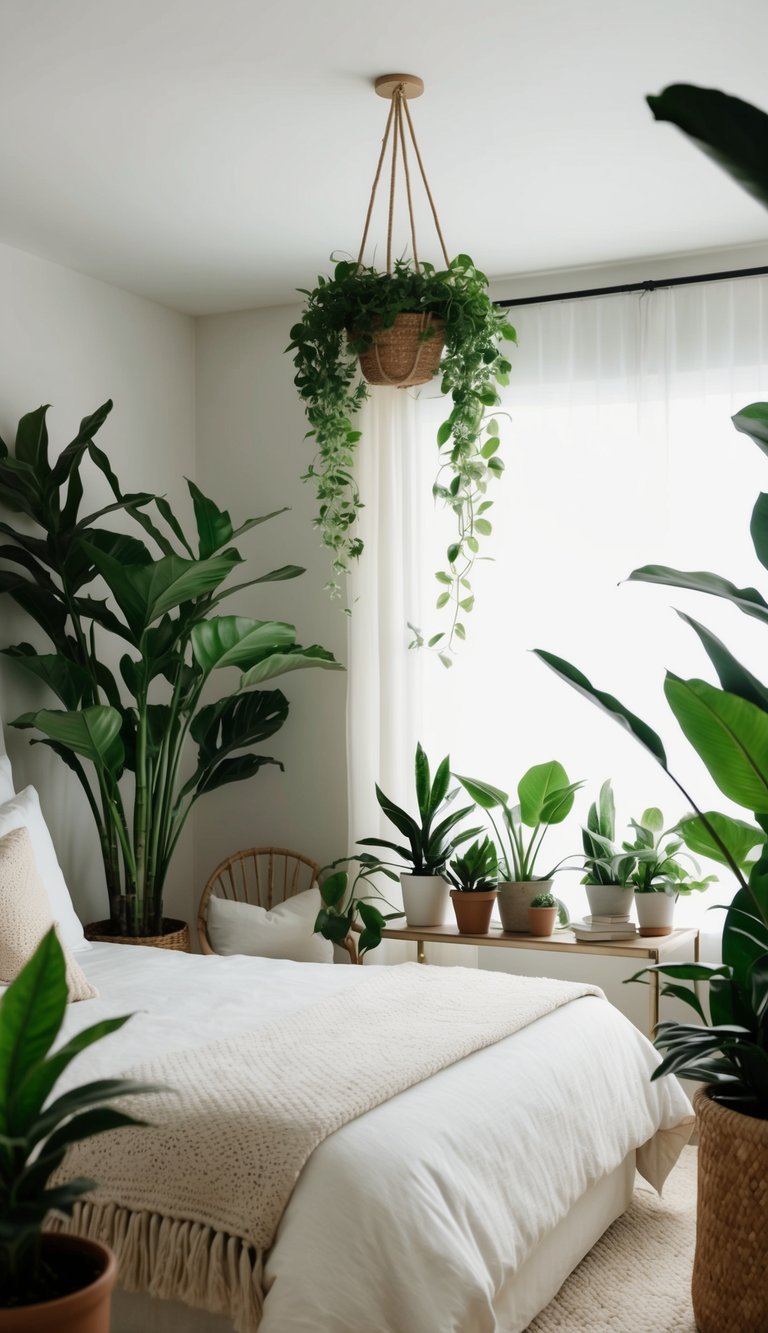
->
[650,949,660,1035]
[417,939,426,964]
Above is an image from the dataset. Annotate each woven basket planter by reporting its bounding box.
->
[356,312,445,387]
[85,917,191,952]
[692,1086,768,1333]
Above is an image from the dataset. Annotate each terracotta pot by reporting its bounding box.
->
[527,904,558,937]
[400,875,450,928]
[85,917,191,952]
[497,881,553,933]
[450,889,497,934]
[356,312,445,388]
[692,1087,768,1333]
[585,884,634,918]
[0,1233,116,1333]
[635,891,676,937]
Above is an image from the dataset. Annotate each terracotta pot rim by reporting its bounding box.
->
[449,888,497,899]
[0,1234,116,1319]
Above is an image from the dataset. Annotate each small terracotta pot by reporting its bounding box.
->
[527,905,558,937]
[0,1233,116,1333]
[450,889,497,934]
[85,917,191,952]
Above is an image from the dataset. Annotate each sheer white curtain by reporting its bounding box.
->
[347,276,768,944]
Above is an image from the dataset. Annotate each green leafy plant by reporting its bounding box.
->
[287,255,516,658]
[456,760,582,882]
[534,84,768,1117]
[0,928,157,1307]
[626,807,715,894]
[314,855,405,959]
[446,836,498,892]
[530,891,557,909]
[0,401,342,936]
[581,780,637,887]
[358,742,482,876]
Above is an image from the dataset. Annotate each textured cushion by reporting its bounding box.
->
[206,888,333,963]
[0,826,96,1001]
[0,720,13,804]
[0,786,90,953]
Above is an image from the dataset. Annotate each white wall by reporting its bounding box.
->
[0,241,196,926]
[193,305,348,885]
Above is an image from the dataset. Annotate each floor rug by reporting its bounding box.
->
[528,1146,697,1331]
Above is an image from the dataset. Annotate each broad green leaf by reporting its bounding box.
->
[677,612,768,711]
[155,497,194,556]
[0,930,66,1128]
[1,573,68,646]
[50,400,114,484]
[628,565,768,626]
[27,706,124,774]
[14,405,50,474]
[455,773,509,810]
[750,493,768,572]
[319,872,348,908]
[638,807,664,833]
[238,646,342,688]
[196,753,282,795]
[2,647,92,710]
[184,690,289,800]
[647,85,768,210]
[679,811,764,871]
[187,480,234,558]
[664,675,768,811]
[191,616,296,673]
[733,402,768,460]
[533,651,668,766]
[539,779,583,825]
[84,543,242,640]
[518,760,570,827]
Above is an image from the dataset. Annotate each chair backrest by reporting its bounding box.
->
[197,846,321,954]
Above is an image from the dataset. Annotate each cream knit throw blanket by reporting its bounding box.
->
[53,963,601,1331]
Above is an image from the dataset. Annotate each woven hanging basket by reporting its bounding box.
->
[85,917,191,952]
[692,1086,768,1333]
[355,312,445,388]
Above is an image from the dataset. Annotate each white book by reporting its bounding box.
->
[573,927,637,942]
[574,919,636,933]
[584,913,632,924]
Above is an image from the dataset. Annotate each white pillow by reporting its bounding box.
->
[0,786,90,954]
[206,888,333,964]
[0,719,14,804]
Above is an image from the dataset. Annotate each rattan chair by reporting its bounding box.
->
[197,846,358,963]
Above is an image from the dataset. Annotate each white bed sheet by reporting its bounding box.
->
[47,944,692,1333]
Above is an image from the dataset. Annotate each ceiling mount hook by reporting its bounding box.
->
[374,74,424,100]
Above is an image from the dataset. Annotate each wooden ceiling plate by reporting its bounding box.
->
[374,74,424,100]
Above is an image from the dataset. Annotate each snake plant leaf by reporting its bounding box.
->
[238,645,342,688]
[373,786,422,848]
[1,647,92,710]
[664,675,768,811]
[187,480,234,558]
[533,650,668,766]
[84,543,243,640]
[628,565,768,625]
[0,929,65,1129]
[191,616,296,673]
[415,742,431,823]
[430,754,451,811]
[732,402,768,459]
[678,811,765,871]
[647,85,768,211]
[750,493,768,571]
[677,611,768,711]
[26,706,124,775]
[49,400,113,484]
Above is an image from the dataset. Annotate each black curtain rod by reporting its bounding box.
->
[497,264,768,309]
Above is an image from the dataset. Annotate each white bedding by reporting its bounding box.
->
[47,944,692,1333]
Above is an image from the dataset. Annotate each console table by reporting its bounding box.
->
[376,924,700,1034]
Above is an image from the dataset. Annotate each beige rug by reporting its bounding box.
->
[528,1147,697,1332]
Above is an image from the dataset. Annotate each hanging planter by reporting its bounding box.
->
[288,74,516,660]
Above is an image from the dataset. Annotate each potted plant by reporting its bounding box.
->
[314,854,405,961]
[446,836,499,933]
[623,807,715,936]
[358,742,482,928]
[581,780,637,919]
[0,928,155,1331]
[0,402,341,944]
[288,255,516,657]
[457,761,581,931]
[527,891,558,938]
[534,85,768,1333]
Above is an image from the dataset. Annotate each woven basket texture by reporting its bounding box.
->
[357,312,445,387]
[692,1086,768,1333]
[85,918,191,952]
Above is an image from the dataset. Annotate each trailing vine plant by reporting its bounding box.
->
[288,253,515,662]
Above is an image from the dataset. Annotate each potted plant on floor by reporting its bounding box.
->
[0,928,155,1331]
[581,780,637,919]
[288,255,516,655]
[457,761,581,931]
[534,84,768,1333]
[0,402,342,945]
[358,742,482,928]
[446,836,499,933]
[624,807,714,936]
[527,891,558,938]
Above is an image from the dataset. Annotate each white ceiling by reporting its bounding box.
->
[1,0,768,315]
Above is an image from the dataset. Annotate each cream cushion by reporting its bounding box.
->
[0,825,96,1001]
[0,786,90,953]
[206,887,334,963]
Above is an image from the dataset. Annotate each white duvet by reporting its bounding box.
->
[47,944,692,1333]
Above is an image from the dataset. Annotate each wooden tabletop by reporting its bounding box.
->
[378,924,699,959]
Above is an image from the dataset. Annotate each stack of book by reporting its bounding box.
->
[572,913,637,942]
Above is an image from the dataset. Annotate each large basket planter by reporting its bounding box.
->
[0,1233,116,1333]
[692,1086,768,1333]
[85,917,191,952]
[356,312,445,387]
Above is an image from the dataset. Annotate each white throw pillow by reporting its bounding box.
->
[0,719,14,804]
[206,888,334,964]
[0,786,90,953]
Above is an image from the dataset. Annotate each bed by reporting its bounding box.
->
[40,941,694,1333]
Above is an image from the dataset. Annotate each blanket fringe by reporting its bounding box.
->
[49,1202,264,1332]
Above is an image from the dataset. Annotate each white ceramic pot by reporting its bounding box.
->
[585,883,635,918]
[497,881,553,933]
[400,874,450,928]
[635,891,676,936]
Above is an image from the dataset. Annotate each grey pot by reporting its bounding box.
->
[497,880,553,933]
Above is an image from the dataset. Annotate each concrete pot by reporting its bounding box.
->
[400,874,450,928]
[635,891,676,937]
[0,1234,116,1333]
[585,884,635,918]
[498,881,553,933]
